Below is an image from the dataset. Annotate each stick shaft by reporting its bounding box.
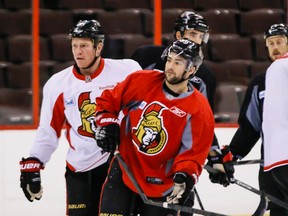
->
[194,187,205,210]
[115,151,229,216]
[204,164,288,210]
[233,159,263,166]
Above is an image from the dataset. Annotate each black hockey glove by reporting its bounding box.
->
[20,157,44,202]
[166,172,195,205]
[221,145,235,183]
[207,149,230,187]
[95,112,120,153]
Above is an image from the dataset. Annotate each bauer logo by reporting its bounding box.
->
[65,97,76,106]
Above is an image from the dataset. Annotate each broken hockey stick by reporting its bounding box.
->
[114,150,230,216]
[204,165,288,211]
[233,159,263,166]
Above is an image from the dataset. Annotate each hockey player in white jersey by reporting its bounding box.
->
[263,51,288,215]
[19,19,142,215]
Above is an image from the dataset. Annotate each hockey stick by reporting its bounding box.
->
[252,194,268,216]
[114,150,230,216]
[234,178,288,210]
[194,187,205,210]
[233,159,263,166]
[204,165,288,210]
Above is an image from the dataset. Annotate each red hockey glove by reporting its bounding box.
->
[221,145,235,183]
[167,172,195,205]
[20,157,44,202]
[207,149,230,187]
[95,112,120,153]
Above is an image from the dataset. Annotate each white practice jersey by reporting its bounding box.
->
[263,54,288,171]
[29,58,141,172]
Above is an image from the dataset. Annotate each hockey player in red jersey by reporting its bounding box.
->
[95,39,215,215]
[19,20,142,215]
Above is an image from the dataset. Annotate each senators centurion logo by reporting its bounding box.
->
[132,102,168,155]
[77,92,97,138]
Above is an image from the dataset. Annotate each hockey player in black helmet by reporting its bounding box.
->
[264,23,288,61]
[19,19,141,215]
[227,23,288,216]
[95,38,214,216]
[161,38,203,82]
[69,19,105,70]
[174,11,210,45]
[132,10,216,109]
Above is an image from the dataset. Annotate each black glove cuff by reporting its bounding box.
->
[173,172,187,184]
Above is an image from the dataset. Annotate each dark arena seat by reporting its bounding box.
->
[6,61,51,89]
[97,9,144,35]
[49,34,73,62]
[214,83,247,123]
[40,9,74,35]
[239,9,285,36]
[7,34,50,63]
[251,34,269,61]
[238,0,284,11]
[0,87,33,124]
[104,0,151,11]
[194,0,239,11]
[201,9,240,35]
[0,9,31,36]
[208,34,253,61]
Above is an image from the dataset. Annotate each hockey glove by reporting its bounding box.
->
[20,157,44,202]
[207,149,230,187]
[221,145,235,183]
[95,112,120,153]
[166,172,195,205]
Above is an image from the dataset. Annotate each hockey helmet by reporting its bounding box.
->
[69,20,105,41]
[264,23,288,40]
[161,39,203,74]
[174,11,209,43]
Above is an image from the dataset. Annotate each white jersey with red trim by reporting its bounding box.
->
[263,54,288,171]
[29,58,141,172]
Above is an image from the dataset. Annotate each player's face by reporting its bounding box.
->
[71,38,99,68]
[176,29,205,45]
[266,35,288,61]
[164,52,191,83]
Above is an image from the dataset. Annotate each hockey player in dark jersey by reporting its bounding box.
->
[132,11,216,111]
[95,39,216,216]
[228,23,288,216]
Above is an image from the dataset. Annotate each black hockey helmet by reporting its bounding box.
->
[161,39,203,75]
[174,11,209,43]
[264,23,288,40]
[69,20,105,42]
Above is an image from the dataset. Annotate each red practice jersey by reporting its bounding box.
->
[96,70,215,197]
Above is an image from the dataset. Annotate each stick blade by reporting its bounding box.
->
[252,194,268,216]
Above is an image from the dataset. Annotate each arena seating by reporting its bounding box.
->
[0,0,286,124]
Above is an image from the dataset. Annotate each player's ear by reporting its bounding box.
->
[175,31,182,40]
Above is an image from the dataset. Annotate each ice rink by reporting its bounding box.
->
[0,128,266,216]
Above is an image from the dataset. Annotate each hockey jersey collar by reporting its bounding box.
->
[72,58,105,81]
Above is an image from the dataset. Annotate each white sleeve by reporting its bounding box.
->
[263,58,288,167]
[29,78,63,164]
